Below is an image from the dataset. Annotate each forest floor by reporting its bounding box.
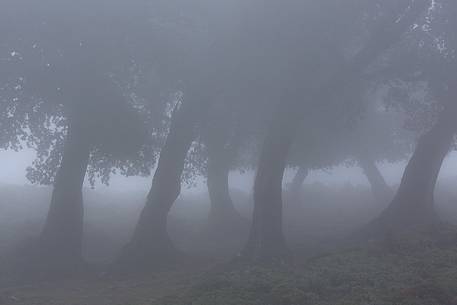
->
[152,235,457,305]
[0,258,213,305]
[2,229,457,305]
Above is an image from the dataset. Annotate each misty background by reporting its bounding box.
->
[2,0,457,304]
[2,149,457,190]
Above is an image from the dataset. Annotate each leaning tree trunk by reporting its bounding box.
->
[289,166,308,199]
[358,157,392,206]
[369,106,457,236]
[39,120,91,269]
[240,0,427,262]
[119,100,199,266]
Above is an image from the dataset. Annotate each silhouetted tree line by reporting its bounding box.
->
[0,0,456,273]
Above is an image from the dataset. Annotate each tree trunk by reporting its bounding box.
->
[369,106,457,235]
[39,120,90,268]
[241,0,427,263]
[289,166,308,198]
[241,99,302,263]
[206,145,244,234]
[119,100,198,266]
[358,157,392,206]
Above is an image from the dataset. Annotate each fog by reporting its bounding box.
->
[3,149,457,192]
[1,0,457,304]
[0,149,420,191]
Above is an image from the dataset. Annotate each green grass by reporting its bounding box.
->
[153,235,457,305]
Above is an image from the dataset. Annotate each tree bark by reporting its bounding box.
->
[119,100,199,266]
[289,166,308,198]
[241,100,301,263]
[206,143,244,234]
[358,157,392,206]
[39,120,90,268]
[241,1,428,262]
[369,105,457,235]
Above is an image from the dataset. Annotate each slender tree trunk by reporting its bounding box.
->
[369,105,457,235]
[39,121,90,268]
[119,100,199,266]
[289,166,308,198]
[358,157,392,206]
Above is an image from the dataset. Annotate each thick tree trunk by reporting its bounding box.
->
[119,101,198,266]
[369,106,457,236]
[39,121,90,268]
[358,157,392,206]
[241,100,302,263]
[206,146,244,234]
[241,0,427,263]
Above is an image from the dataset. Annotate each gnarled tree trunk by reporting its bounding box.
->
[39,120,90,269]
[119,100,199,266]
[358,157,392,206]
[241,0,428,262]
[369,105,457,235]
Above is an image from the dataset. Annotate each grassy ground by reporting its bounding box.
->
[153,232,457,305]
[2,234,457,305]
[0,262,209,305]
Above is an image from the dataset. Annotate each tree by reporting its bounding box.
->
[288,91,412,207]
[348,92,412,205]
[287,106,360,202]
[241,0,430,262]
[200,97,250,246]
[358,157,392,205]
[117,0,246,267]
[366,0,457,235]
[119,96,207,266]
[0,0,160,272]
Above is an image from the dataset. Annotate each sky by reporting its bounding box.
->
[1,148,456,195]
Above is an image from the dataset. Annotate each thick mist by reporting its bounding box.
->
[1,0,457,304]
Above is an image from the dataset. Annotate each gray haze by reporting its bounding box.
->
[2,149,457,192]
[1,0,457,303]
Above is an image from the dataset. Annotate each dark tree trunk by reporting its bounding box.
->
[39,121,90,268]
[241,100,302,263]
[358,157,392,206]
[289,166,308,198]
[369,106,457,235]
[241,1,427,262]
[206,144,244,234]
[119,101,199,266]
